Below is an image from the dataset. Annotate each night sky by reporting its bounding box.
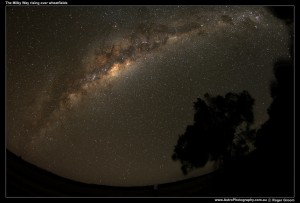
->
[6,6,291,186]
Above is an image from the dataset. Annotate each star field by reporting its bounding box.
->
[6,6,291,186]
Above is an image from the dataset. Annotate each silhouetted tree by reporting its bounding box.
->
[253,60,294,195]
[172,91,255,175]
[246,7,294,196]
[253,6,294,195]
[255,61,294,153]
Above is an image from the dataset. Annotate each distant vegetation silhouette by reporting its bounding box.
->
[172,91,256,175]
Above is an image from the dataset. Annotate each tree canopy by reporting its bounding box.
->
[172,91,255,175]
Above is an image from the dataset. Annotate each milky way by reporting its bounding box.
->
[29,9,262,145]
[6,6,291,186]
